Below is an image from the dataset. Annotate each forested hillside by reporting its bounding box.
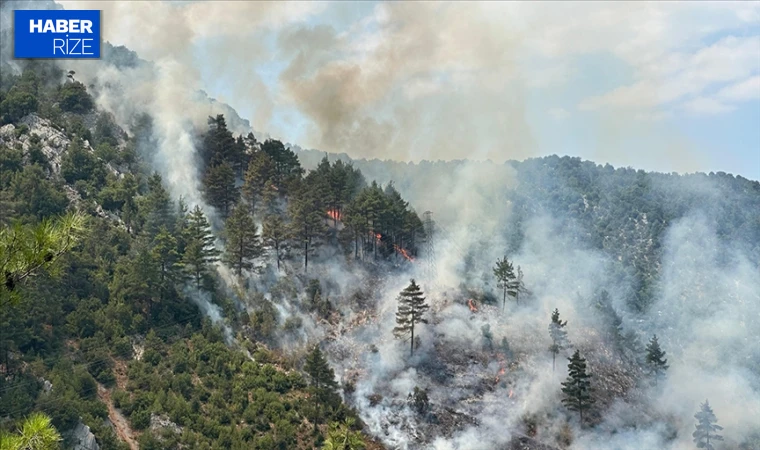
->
[294,148,760,312]
[0,58,403,449]
[1,3,759,450]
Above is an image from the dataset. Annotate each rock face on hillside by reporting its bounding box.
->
[0,115,72,175]
[150,413,183,437]
[0,114,124,179]
[66,421,100,450]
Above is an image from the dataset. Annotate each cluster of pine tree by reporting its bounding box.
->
[547,306,671,424]
[198,115,424,274]
[0,64,380,448]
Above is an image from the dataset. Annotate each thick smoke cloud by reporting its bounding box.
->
[276,2,535,163]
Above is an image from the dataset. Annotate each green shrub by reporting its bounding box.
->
[57,81,94,114]
[0,87,37,124]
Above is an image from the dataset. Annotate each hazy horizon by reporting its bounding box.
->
[60,1,760,180]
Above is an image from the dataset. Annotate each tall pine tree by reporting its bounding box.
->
[693,400,723,450]
[288,185,326,272]
[260,139,302,193]
[262,214,287,271]
[561,350,594,422]
[304,345,338,391]
[393,279,430,356]
[223,204,262,276]
[304,345,338,429]
[242,151,275,216]
[142,173,174,237]
[548,308,569,372]
[493,256,518,310]
[203,162,238,219]
[151,226,182,301]
[201,114,237,168]
[182,205,220,289]
[645,334,668,384]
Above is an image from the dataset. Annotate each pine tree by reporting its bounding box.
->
[0,412,62,450]
[1,212,85,307]
[693,400,723,450]
[203,161,238,219]
[242,151,275,216]
[151,226,182,300]
[142,173,174,237]
[262,214,287,271]
[223,204,262,276]
[645,334,669,384]
[232,135,248,178]
[175,197,190,253]
[186,206,218,257]
[304,345,338,428]
[304,345,338,391]
[182,206,219,290]
[393,279,430,356]
[288,186,327,272]
[493,256,518,310]
[561,350,594,422]
[120,173,138,234]
[548,308,569,372]
[113,244,160,314]
[201,114,237,168]
[261,139,303,192]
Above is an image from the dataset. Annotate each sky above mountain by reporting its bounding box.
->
[61,1,760,180]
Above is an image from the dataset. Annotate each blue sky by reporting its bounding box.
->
[67,1,760,180]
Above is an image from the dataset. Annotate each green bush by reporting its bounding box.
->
[57,81,94,114]
[0,87,37,124]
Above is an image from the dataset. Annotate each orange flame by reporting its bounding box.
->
[326,209,342,221]
[393,244,415,262]
[467,299,478,313]
[499,366,506,376]
[508,389,514,399]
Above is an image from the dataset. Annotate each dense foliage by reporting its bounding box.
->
[0,61,385,449]
[295,149,760,312]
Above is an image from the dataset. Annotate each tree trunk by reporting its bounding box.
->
[304,237,309,272]
[238,240,244,276]
[552,351,556,372]
[410,322,415,357]
[503,287,507,311]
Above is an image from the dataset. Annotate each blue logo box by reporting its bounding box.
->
[14,10,101,59]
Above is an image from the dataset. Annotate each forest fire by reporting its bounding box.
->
[368,231,415,262]
[467,299,478,312]
[393,244,415,262]
[326,209,342,221]
[494,353,507,384]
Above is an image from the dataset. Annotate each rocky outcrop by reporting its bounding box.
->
[150,413,182,436]
[0,115,71,176]
[0,114,123,179]
[66,421,100,450]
